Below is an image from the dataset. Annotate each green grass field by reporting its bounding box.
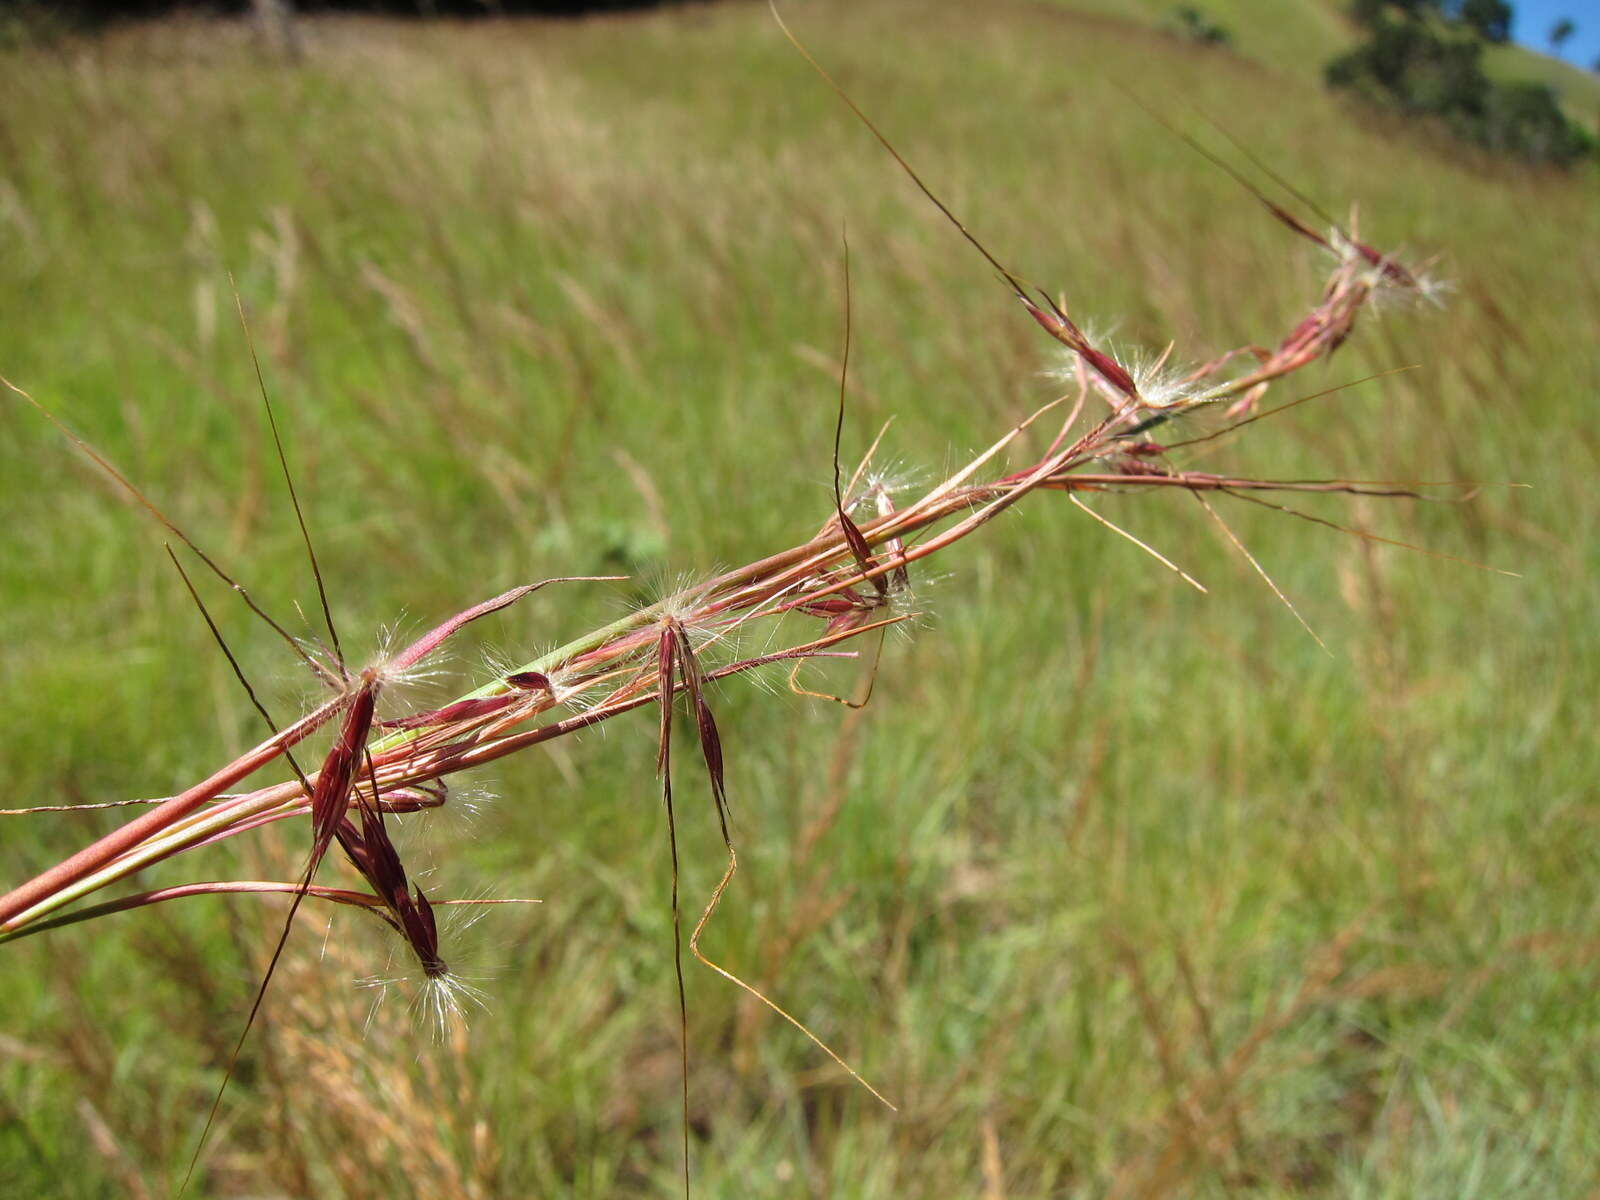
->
[2,1,1597,1195]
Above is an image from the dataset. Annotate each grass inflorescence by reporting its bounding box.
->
[1,2,1592,1195]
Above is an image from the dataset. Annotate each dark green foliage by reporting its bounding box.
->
[1349,0,1441,28]
[1326,18,1482,109]
[1457,0,1511,43]
[48,0,682,24]
[0,0,70,46]
[1483,78,1594,161]
[1348,1,1510,45]
[1548,17,1575,53]
[1349,0,1385,27]
[1169,5,1232,46]
[1329,4,1595,164]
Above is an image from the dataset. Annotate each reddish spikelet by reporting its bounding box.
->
[1079,345,1140,401]
[338,805,445,977]
[1278,311,1324,356]
[406,888,444,977]
[655,626,677,776]
[1351,239,1416,288]
[381,694,520,731]
[1020,298,1139,400]
[1115,456,1174,478]
[873,484,911,593]
[826,607,879,635]
[1262,198,1331,250]
[506,670,552,692]
[690,684,725,811]
[797,586,881,634]
[309,675,378,863]
[796,594,861,618]
[673,622,729,833]
[1021,296,1085,350]
[839,509,888,600]
[380,782,448,814]
[1324,312,1358,357]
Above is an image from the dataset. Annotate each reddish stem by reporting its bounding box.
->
[0,694,345,929]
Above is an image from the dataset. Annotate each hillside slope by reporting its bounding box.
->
[1046,0,1356,65]
[1053,0,1600,120]
[1,1,1596,1195]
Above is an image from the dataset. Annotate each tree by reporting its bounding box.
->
[1327,7,1596,164]
[1327,18,1490,113]
[1352,2,1511,46]
[1457,0,1512,44]
[1483,79,1592,161]
[1350,0,1440,30]
[1170,5,1232,46]
[1549,17,1576,55]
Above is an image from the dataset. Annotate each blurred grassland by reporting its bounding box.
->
[1,1,1597,1195]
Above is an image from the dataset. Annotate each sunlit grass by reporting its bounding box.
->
[1,1,1596,1194]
